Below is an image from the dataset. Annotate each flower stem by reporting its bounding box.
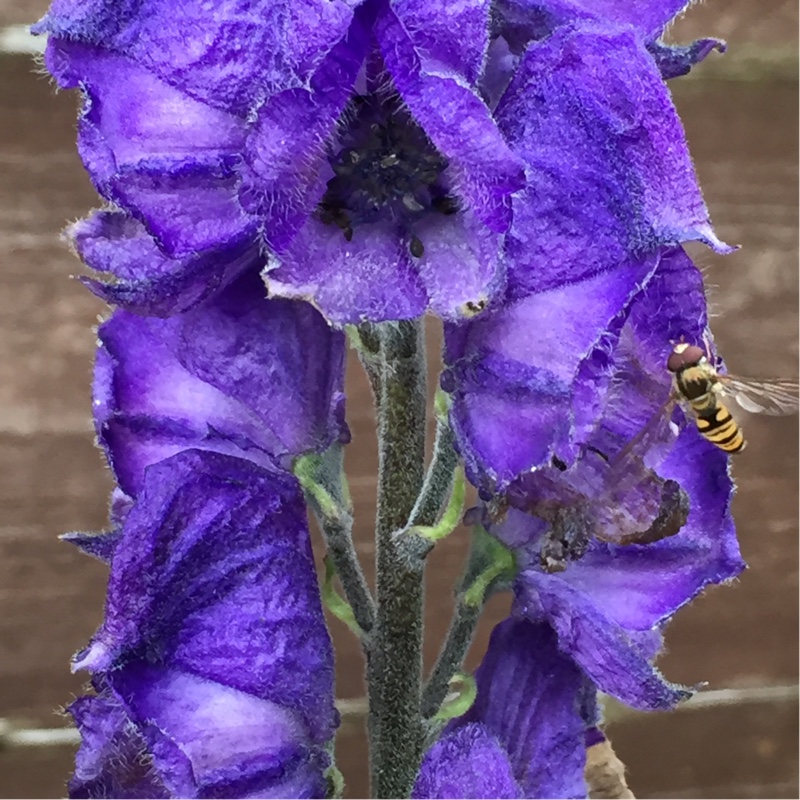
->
[407,400,459,528]
[367,319,427,799]
[421,528,513,718]
[295,450,375,635]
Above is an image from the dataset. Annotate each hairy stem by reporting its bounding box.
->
[353,321,384,407]
[421,529,510,718]
[367,319,427,799]
[295,451,375,636]
[318,512,375,636]
[408,411,459,528]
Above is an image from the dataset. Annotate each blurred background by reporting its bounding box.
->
[0,0,797,797]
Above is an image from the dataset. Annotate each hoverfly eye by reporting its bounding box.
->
[666,352,684,373]
[667,344,704,372]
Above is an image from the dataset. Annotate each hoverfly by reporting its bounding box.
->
[665,341,798,453]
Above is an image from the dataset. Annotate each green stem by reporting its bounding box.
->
[352,322,384,407]
[409,465,465,543]
[408,402,459,528]
[295,451,375,635]
[421,529,514,718]
[367,319,427,799]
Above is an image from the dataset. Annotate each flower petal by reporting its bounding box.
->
[548,429,742,633]
[240,10,372,250]
[264,218,428,324]
[649,38,727,80]
[72,211,260,316]
[442,257,656,490]
[413,211,505,321]
[67,693,168,799]
[62,530,122,564]
[44,40,255,258]
[454,618,587,798]
[496,0,698,44]
[497,23,730,298]
[516,568,692,709]
[73,449,338,744]
[35,0,362,115]
[390,0,492,86]
[413,724,522,799]
[95,273,347,496]
[108,664,329,798]
[375,4,526,234]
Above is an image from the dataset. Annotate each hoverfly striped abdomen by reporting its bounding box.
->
[694,405,746,453]
[667,342,747,453]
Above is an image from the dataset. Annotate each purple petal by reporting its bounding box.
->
[72,211,260,316]
[264,218,428,324]
[503,417,740,709]
[375,5,526,234]
[32,0,139,43]
[454,618,587,798]
[497,23,730,298]
[96,309,278,497]
[496,0,695,43]
[390,0,492,86]
[73,450,337,744]
[67,694,168,799]
[35,0,361,115]
[413,724,522,799]
[179,275,348,456]
[109,664,328,798]
[62,530,122,564]
[240,10,371,250]
[479,36,520,110]
[516,569,691,709]
[44,40,255,258]
[443,257,656,489]
[95,272,347,496]
[649,38,727,80]
[551,429,742,633]
[627,247,709,376]
[413,211,505,320]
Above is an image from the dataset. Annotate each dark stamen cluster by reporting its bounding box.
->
[318,95,459,257]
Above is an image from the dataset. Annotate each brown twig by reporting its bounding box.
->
[585,739,635,799]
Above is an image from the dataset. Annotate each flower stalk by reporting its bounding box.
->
[368,319,428,798]
[295,450,376,636]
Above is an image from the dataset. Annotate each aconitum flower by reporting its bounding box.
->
[450,248,745,708]
[35,0,724,323]
[444,247,710,491]
[413,619,587,799]
[66,449,337,799]
[93,271,348,500]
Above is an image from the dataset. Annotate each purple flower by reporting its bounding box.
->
[447,248,745,708]
[67,449,337,799]
[444,247,710,491]
[413,619,587,799]
[35,0,722,323]
[497,430,743,710]
[93,271,348,500]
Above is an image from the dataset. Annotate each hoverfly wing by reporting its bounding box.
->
[719,375,800,416]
